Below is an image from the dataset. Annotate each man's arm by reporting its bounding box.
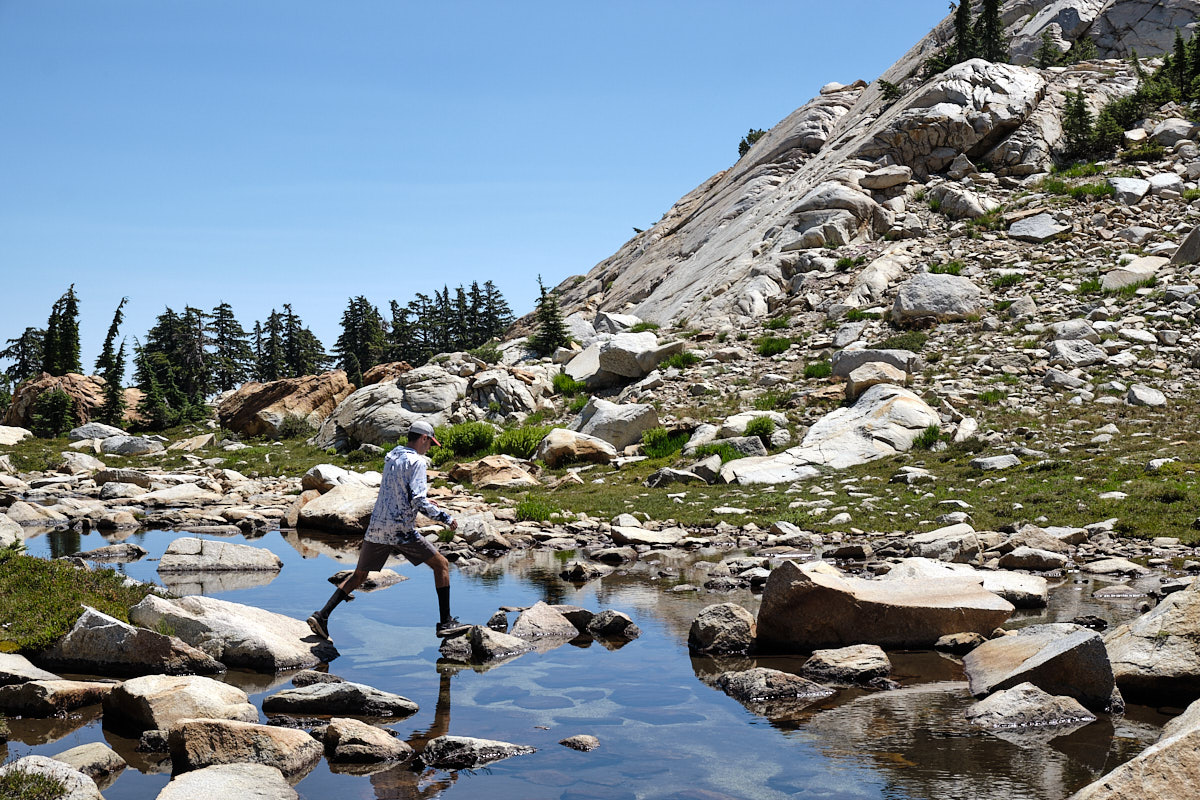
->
[409,458,455,528]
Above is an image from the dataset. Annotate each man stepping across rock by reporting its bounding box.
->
[308,420,467,640]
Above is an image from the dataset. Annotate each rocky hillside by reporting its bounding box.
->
[541,0,1198,331]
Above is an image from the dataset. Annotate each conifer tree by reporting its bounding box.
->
[1061,90,1094,162]
[385,300,415,364]
[209,302,254,392]
[0,327,45,385]
[95,341,127,427]
[334,296,387,381]
[975,0,1007,63]
[94,297,128,377]
[1034,30,1061,69]
[954,1,976,62]
[132,340,173,431]
[530,275,569,355]
[481,280,514,340]
[280,304,329,377]
[255,313,286,381]
[40,286,82,376]
[1173,28,1190,95]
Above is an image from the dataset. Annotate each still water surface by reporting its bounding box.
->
[6,527,1172,799]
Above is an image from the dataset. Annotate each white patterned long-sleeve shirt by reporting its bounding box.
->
[363,445,452,546]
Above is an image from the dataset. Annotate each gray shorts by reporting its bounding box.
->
[356,537,439,571]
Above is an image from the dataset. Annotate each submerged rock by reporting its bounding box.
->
[965,682,1095,729]
[420,735,536,769]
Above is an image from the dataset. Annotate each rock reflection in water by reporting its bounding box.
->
[159,569,280,595]
[795,681,1159,800]
[3,703,103,745]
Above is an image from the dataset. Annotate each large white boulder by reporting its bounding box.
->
[158,538,283,573]
[756,560,1013,651]
[1105,578,1200,700]
[568,397,658,450]
[721,384,939,484]
[128,594,338,671]
[103,674,258,730]
[891,273,984,323]
[310,365,467,449]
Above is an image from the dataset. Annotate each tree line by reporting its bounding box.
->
[0,280,515,431]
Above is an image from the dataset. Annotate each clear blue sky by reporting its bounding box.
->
[0,0,947,373]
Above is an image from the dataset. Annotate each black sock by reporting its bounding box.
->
[436,585,451,622]
[318,588,350,619]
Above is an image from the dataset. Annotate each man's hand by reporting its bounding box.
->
[449,518,458,531]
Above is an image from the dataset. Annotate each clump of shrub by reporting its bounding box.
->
[275,413,315,441]
[979,388,1006,405]
[754,390,790,410]
[804,361,832,379]
[629,321,660,333]
[844,309,880,322]
[694,442,747,463]
[991,273,1024,290]
[438,421,495,457]
[0,764,66,800]
[468,342,502,363]
[764,315,791,330]
[641,427,689,460]
[929,261,964,276]
[876,331,928,352]
[744,416,776,448]
[492,424,551,460]
[757,336,792,357]
[515,495,557,522]
[552,372,587,396]
[1077,278,1103,294]
[662,351,701,370]
[913,424,942,450]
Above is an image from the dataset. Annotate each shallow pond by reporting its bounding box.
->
[4,527,1180,799]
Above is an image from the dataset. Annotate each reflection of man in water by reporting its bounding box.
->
[370,668,457,799]
[308,420,463,641]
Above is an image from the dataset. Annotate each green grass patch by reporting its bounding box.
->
[913,424,942,450]
[929,260,964,276]
[753,390,790,411]
[804,361,833,379]
[662,351,701,370]
[756,336,792,357]
[764,315,790,330]
[1051,162,1105,178]
[694,443,748,463]
[991,273,1023,290]
[1120,143,1165,162]
[514,495,558,522]
[978,388,1007,405]
[568,395,589,414]
[0,547,162,653]
[1111,276,1157,297]
[641,427,689,460]
[844,309,880,322]
[429,421,495,465]
[1183,188,1200,202]
[1078,278,1103,294]
[628,321,660,333]
[745,416,776,448]
[875,331,927,352]
[1040,177,1116,201]
[835,256,868,271]
[552,372,587,396]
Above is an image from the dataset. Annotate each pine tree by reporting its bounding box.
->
[40,286,82,376]
[975,0,1007,63]
[1061,90,1094,162]
[94,297,128,377]
[1173,28,1190,95]
[0,327,45,385]
[1034,30,1061,69]
[280,304,329,377]
[481,280,514,341]
[209,302,255,392]
[132,340,173,431]
[385,300,415,364]
[257,311,286,381]
[530,275,569,355]
[95,341,127,427]
[334,296,387,381]
[954,1,976,63]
